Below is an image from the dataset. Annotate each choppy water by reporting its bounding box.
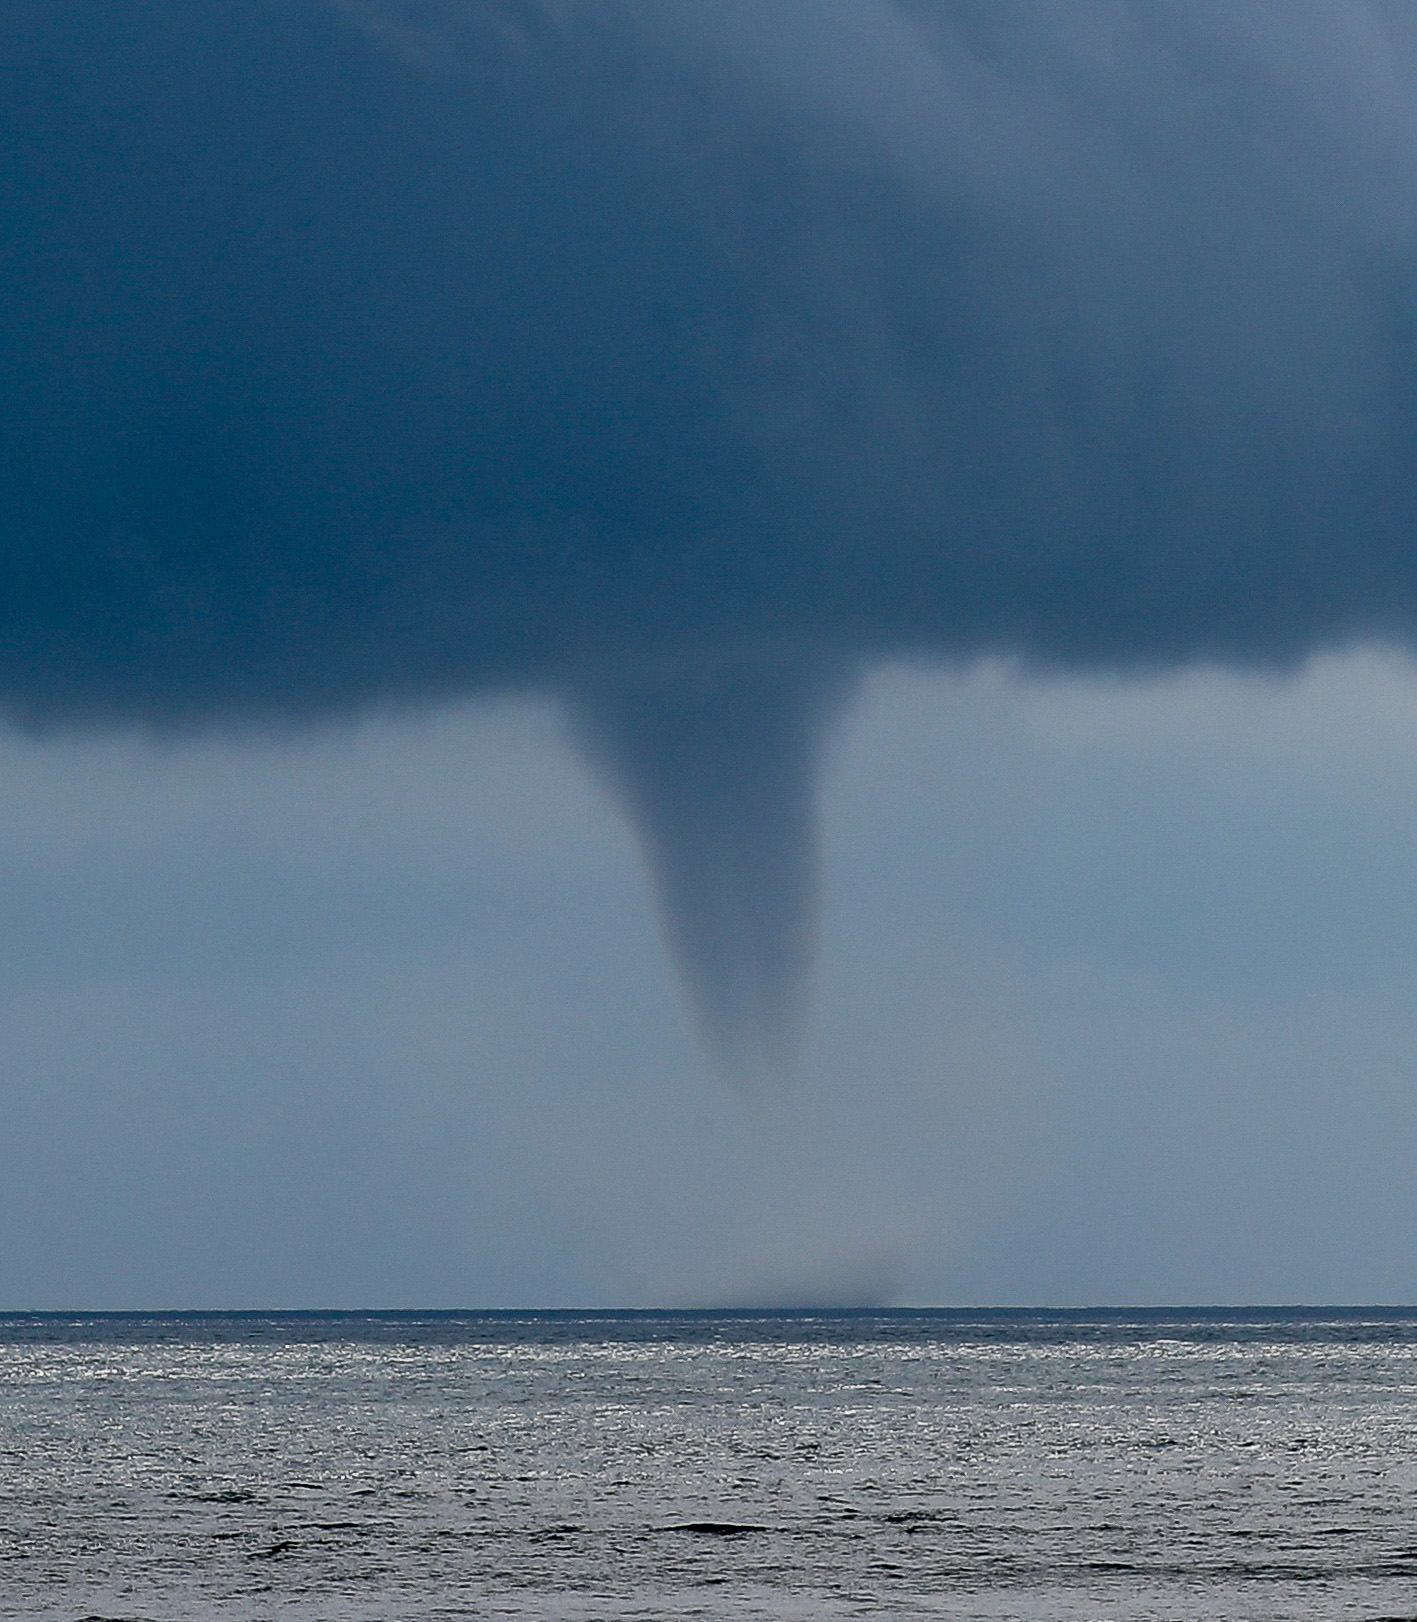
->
[4,1310,1417,1619]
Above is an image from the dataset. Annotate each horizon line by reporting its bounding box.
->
[2,1303,1415,1318]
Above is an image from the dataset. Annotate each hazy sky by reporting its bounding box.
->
[6,1,1417,1305]
[8,651,1417,1308]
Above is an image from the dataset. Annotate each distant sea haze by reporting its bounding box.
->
[9,3,1417,1057]
[5,1308,1417,1618]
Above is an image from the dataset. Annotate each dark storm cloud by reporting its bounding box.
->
[5,0,1417,1055]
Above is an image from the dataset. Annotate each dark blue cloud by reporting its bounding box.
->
[5,0,1417,1055]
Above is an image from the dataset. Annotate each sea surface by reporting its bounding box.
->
[3,1309,1417,1620]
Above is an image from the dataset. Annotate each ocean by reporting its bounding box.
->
[2,1309,1416,1620]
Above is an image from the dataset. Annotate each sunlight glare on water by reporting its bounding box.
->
[3,1310,1417,1619]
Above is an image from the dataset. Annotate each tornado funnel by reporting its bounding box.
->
[573,660,847,1071]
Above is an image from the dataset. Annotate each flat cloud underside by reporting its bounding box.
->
[5,0,1417,1059]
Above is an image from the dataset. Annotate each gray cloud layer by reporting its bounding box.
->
[5,1,1417,1052]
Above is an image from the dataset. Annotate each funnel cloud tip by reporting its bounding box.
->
[572,657,849,1069]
